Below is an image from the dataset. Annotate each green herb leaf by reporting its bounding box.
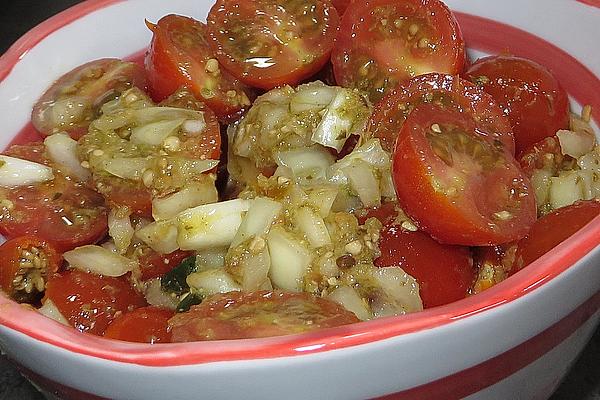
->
[176,292,203,313]
[161,255,197,295]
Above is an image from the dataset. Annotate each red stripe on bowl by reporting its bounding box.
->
[576,0,600,8]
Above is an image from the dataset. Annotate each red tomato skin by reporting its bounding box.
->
[331,0,351,15]
[365,203,475,308]
[207,0,339,90]
[368,73,515,155]
[513,200,600,272]
[0,235,61,302]
[145,15,251,123]
[138,249,194,281]
[44,270,146,335]
[332,0,466,103]
[104,307,174,343]
[518,136,564,177]
[391,103,537,246]
[464,55,570,156]
[169,291,360,341]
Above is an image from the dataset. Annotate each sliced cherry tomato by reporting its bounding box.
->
[512,200,600,272]
[207,0,339,90]
[471,244,516,294]
[0,144,108,252]
[137,248,194,281]
[518,136,564,177]
[44,270,146,335]
[0,235,61,303]
[331,0,351,16]
[391,103,537,245]
[32,59,147,139]
[332,0,466,103]
[365,203,475,308]
[104,306,174,343]
[169,290,360,341]
[145,14,252,122]
[93,176,152,218]
[464,55,570,155]
[368,73,515,154]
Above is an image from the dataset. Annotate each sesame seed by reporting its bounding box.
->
[205,58,220,73]
[431,123,442,133]
[408,24,419,36]
[344,240,363,256]
[162,136,181,152]
[92,149,104,157]
[142,170,154,187]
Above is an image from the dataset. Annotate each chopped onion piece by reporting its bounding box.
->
[196,248,228,272]
[44,133,90,181]
[327,286,371,321]
[290,82,336,114]
[237,246,272,291]
[231,197,282,247]
[557,129,596,158]
[38,299,69,325]
[306,186,339,217]
[130,119,185,146]
[132,106,202,126]
[0,155,54,187]
[187,269,241,296]
[63,245,137,277]
[103,157,148,180]
[370,267,423,318]
[136,220,179,254]
[153,180,218,221]
[275,146,335,184]
[144,278,178,310]
[108,208,134,254]
[311,89,355,151]
[549,171,585,209]
[343,160,381,208]
[177,199,250,250]
[267,226,312,292]
[294,206,331,248]
[182,118,206,136]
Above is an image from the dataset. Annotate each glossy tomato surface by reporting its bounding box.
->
[32,59,147,139]
[138,249,194,281]
[104,306,174,343]
[332,0,465,103]
[392,103,536,245]
[169,291,360,341]
[368,73,515,154]
[145,14,251,122]
[464,55,570,155]
[367,203,475,308]
[0,235,61,303]
[207,0,339,90]
[44,270,146,335]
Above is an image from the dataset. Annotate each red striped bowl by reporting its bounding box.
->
[0,1,598,399]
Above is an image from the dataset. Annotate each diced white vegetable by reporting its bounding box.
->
[177,199,250,250]
[231,197,282,247]
[108,208,134,254]
[267,226,312,292]
[306,186,339,217]
[38,299,69,326]
[132,106,202,126]
[335,138,390,169]
[549,171,585,209]
[102,157,148,180]
[0,155,54,187]
[152,180,218,221]
[290,82,336,114]
[44,133,90,181]
[229,244,272,291]
[531,169,552,207]
[130,119,185,146]
[186,269,241,296]
[63,245,137,277]
[275,146,335,184]
[177,159,219,175]
[556,129,596,158]
[144,278,178,310]
[370,267,423,318]
[343,160,381,208]
[294,206,331,248]
[380,169,396,200]
[327,286,371,321]
[182,117,207,136]
[136,220,179,254]
[259,105,289,135]
[312,89,355,151]
[196,248,227,272]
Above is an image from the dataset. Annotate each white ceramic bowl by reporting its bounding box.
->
[0,1,599,399]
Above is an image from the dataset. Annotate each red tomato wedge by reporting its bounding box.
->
[366,203,475,308]
[104,307,174,343]
[169,291,360,341]
[93,177,153,218]
[0,144,108,252]
[44,270,146,335]
[391,103,537,245]
[138,249,194,281]
[368,73,515,155]
[0,235,61,303]
[145,14,252,123]
[32,59,147,139]
[206,0,339,90]
[464,56,570,156]
[513,200,600,272]
[332,0,466,103]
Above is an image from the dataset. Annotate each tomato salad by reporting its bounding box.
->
[0,0,598,343]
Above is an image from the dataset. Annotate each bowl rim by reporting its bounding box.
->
[0,0,599,368]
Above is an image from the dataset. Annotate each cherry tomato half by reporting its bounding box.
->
[0,144,108,252]
[207,0,339,90]
[0,235,61,303]
[169,290,360,341]
[512,200,600,272]
[44,270,146,335]
[464,55,570,155]
[331,0,352,16]
[137,248,194,281]
[365,203,475,308]
[368,73,515,155]
[391,103,537,245]
[104,306,174,343]
[145,14,252,122]
[332,0,466,103]
[32,59,147,139]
